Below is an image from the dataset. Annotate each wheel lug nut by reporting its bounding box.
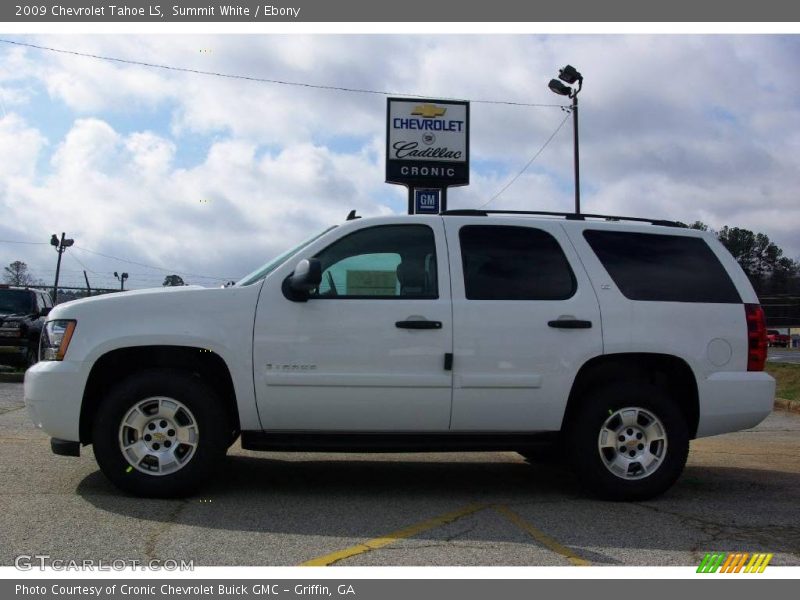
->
[618,435,625,442]
[168,429,175,437]
[148,423,156,430]
[627,428,633,435]
[160,420,167,428]
[636,433,643,439]
[144,434,152,442]
[629,451,636,457]
[638,443,644,450]
[164,441,172,448]
[152,443,160,450]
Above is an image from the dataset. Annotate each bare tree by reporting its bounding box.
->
[3,261,39,286]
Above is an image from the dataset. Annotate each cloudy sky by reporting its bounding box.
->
[1,34,798,290]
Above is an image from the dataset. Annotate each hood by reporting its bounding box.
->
[48,285,211,320]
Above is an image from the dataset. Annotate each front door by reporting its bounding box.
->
[253,219,453,431]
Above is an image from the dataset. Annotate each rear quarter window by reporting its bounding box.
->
[583,230,741,303]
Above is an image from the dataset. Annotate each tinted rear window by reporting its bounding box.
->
[583,230,741,303]
[460,225,576,300]
[0,290,35,314]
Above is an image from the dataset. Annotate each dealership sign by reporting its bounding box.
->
[414,189,441,214]
[386,98,470,188]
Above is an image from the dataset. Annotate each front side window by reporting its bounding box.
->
[312,225,438,299]
[459,225,576,300]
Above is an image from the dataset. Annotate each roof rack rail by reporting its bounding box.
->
[441,209,681,228]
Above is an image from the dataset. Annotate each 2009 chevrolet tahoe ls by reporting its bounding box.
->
[25,210,775,500]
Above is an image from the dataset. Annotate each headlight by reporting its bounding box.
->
[2,321,21,329]
[40,320,77,361]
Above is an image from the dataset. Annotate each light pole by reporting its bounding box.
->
[548,65,583,214]
[114,271,129,291]
[50,232,74,305]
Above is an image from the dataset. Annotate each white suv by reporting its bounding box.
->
[24,210,775,500]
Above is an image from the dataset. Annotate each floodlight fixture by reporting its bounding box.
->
[548,79,572,97]
[558,65,583,85]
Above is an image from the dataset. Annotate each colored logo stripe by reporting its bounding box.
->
[697,552,726,573]
[745,553,773,573]
[698,552,772,573]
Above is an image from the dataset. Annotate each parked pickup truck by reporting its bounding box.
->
[766,330,790,348]
[0,286,53,368]
[24,211,775,500]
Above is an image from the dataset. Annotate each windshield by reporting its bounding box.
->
[0,290,35,314]
[236,226,338,287]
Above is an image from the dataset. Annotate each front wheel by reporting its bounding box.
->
[92,369,229,497]
[565,382,689,501]
[25,342,39,369]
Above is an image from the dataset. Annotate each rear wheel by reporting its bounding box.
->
[92,369,229,497]
[565,382,689,501]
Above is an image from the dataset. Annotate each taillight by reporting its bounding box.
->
[745,304,767,371]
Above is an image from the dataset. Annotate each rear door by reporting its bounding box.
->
[444,218,603,431]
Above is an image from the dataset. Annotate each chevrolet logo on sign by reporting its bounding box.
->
[411,104,447,118]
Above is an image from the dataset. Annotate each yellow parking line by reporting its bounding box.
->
[300,503,488,566]
[493,505,590,566]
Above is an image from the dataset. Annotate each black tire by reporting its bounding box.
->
[25,342,38,369]
[565,382,689,501]
[92,369,229,498]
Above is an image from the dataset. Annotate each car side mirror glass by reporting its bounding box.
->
[282,258,322,302]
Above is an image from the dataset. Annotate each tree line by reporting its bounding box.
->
[3,261,187,290]
[681,222,799,296]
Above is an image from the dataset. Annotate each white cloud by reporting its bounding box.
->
[1,115,399,289]
[0,114,47,180]
[1,33,799,291]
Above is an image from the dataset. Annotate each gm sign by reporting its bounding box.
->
[386,97,470,188]
[414,189,440,214]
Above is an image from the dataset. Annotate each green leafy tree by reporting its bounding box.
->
[688,221,709,231]
[715,226,799,294]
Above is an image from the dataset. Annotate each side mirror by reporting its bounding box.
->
[282,259,322,302]
[40,307,52,317]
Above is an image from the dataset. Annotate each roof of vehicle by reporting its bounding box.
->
[441,209,681,228]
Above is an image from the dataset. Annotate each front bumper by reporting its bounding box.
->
[696,371,776,438]
[24,360,86,443]
[0,343,27,364]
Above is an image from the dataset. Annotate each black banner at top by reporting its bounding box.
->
[3,0,800,22]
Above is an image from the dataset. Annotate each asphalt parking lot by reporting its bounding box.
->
[1,381,799,567]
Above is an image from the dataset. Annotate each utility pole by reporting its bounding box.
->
[548,64,584,214]
[83,270,92,297]
[114,271,129,291]
[571,91,580,215]
[50,232,74,305]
